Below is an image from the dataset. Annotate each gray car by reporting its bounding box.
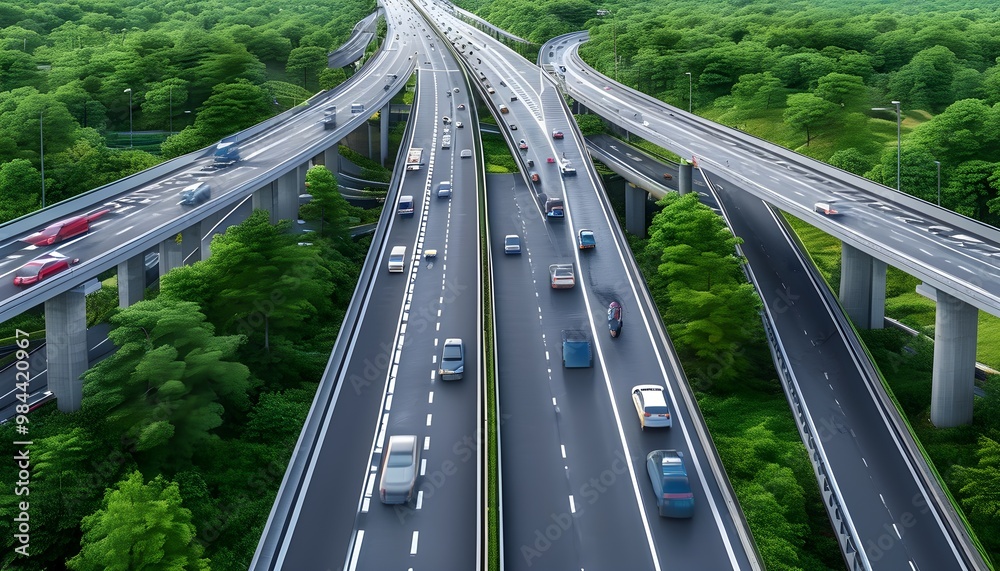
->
[379,435,420,504]
[439,338,465,380]
[179,182,211,206]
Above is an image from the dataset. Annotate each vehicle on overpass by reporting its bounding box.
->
[179,182,212,206]
[646,449,694,518]
[13,253,80,286]
[397,195,414,217]
[439,338,465,380]
[20,209,110,246]
[577,229,595,249]
[631,384,671,428]
[561,330,592,368]
[405,147,424,171]
[212,141,240,167]
[549,263,575,288]
[608,301,623,337]
[545,197,564,219]
[379,435,420,504]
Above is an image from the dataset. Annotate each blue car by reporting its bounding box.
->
[646,449,694,518]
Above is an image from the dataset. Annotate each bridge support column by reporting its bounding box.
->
[380,102,390,167]
[117,253,146,308]
[159,234,183,277]
[677,162,693,195]
[200,216,218,260]
[324,144,341,174]
[253,184,275,219]
[916,285,978,427]
[272,166,303,222]
[181,225,201,264]
[839,244,886,329]
[625,183,647,238]
[45,289,88,412]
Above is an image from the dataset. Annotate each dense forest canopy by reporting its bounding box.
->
[468,0,1000,223]
[0,0,371,218]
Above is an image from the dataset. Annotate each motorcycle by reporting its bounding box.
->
[608,301,623,338]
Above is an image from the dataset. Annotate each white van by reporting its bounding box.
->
[814,202,838,216]
[388,246,406,273]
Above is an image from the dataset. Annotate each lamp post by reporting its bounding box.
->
[124,88,133,148]
[685,72,692,113]
[596,9,617,82]
[872,100,901,190]
[168,85,173,136]
[934,160,941,206]
[39,111,45,208]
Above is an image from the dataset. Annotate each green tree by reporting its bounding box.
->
[159,210,334,351]
[944,160,999,224]
[318,67,348,91]
[0,159,41,220]
[730,72,784,111]
[81,299,251,473]
[0,427,122,570]
[67,471,209,571]
[190,79,273,142]
[305,165,357,238]
[286,45,328,89]
[0,48,43,90]
[814,72,866,108]
[829,148,875,176]
[953,437,1000,556]
[783,92,840,146]
[888,45,959,112]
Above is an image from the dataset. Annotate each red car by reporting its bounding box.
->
[552,130,564,139]
[21,209,110,246]
[13,254,80,286]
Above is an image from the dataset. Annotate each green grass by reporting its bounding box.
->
[480,132,518,173]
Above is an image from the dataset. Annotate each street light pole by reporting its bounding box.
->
[168,85,173,136]
[934,160,941,206]
[872,100,902,190]
[685,72,692,113]
[893,100,901,191]
[39,111,45,208]
[124,88,133,148]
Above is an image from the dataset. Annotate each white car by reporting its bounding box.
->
[631,385,672,429]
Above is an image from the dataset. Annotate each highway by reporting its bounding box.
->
[590,126,982,570]
[263,2,483,569]
[420,2,758,568]
[545,33,1000,320]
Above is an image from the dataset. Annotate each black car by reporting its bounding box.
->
[608,301,623,337]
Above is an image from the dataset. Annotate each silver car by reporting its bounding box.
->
[439,338,465,380]
[379,435,420,504]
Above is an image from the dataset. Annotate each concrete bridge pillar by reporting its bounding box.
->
[381,101,390,167]
[838,244,886,329]
[916,285,978,427]
[625,183,647,238]
[677,162,693,195]
[324,144,342,174]
[252,184,275,220]
[45,288,88,412]
[181,225,201,264]
[159,234,183,277]
[118,253,146,308]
